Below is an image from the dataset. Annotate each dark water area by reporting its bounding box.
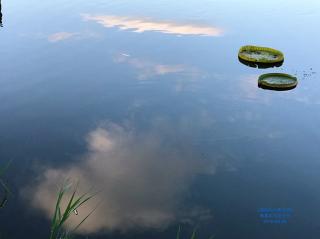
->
[0,0,320,238]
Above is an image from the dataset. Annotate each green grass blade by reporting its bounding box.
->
[0,160,11,176]
[50,182,97,239]
[0,160,11,210]
[0,179,10,194]
[0,193,8,208]
[72,201,100,232]
[176,225,181,239]
[190,229,197,239]
[50,187,66,239]
[51,188,63,225]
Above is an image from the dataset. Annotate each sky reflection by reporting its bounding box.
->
[25,123,215,233]
[48,32,78,42]
[113,53,201,81]
[82,14,224,36]
[46,31,100,42]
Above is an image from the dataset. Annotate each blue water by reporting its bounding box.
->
[0,0,320,238]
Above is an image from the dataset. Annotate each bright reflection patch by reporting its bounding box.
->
[82,14,224,37]
[48,32,78,42]
[47,31,101,43]
[24,124,215,233]
[114,53,199,80]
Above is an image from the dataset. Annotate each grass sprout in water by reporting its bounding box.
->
[50,181,98,239]
[0,160,11,209]
[176,226,215,239]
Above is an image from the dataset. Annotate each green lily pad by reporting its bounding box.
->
[238,45,284,66]
[238,56,283,69]
[258,73,298,91]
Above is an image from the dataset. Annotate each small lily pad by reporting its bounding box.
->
[238,45,284,67]
[258,73,298,91]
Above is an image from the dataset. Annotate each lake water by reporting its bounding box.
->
[0,0,320,238]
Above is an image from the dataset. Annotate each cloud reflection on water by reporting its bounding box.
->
[47,31,101,42]
[82,14,224,37]
[26,123,215,233]
[114,53,200,80]
[48,32,79,42]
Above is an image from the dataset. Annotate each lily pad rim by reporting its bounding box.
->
[238,45,284,64]
[258,73,298,89]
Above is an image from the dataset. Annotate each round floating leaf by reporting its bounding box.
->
[238,56,283,69]
[258,73,298,91]
[238,45,284,66]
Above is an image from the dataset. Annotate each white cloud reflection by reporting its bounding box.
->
[48,32,79,42]
[47,31,101,43]
[114,53,202,81]
[82,14,224,37]
[25,124,215,234]
[114,53,189,80]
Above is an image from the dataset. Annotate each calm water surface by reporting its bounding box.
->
[1,0,320,238]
